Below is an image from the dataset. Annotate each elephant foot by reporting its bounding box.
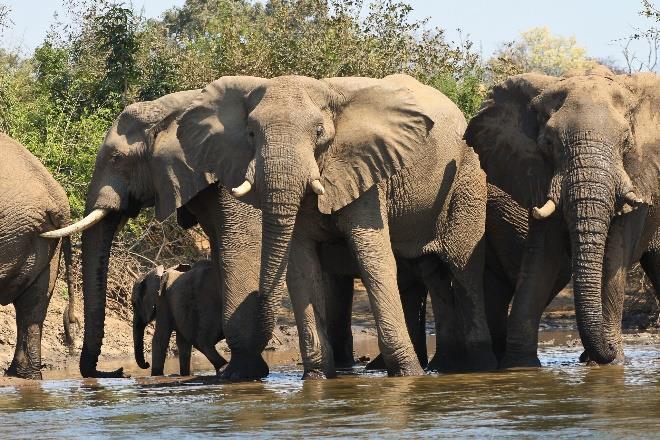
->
[334,357,356,370]
[302,369,331,380]
[499,353,542,369]
[80,365,128,378]
[220,354,269,381]
[5,361,42,380]
[364,354,386,371]
[385,358,425,377]
[428,346,498,373]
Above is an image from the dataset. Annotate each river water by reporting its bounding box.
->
[1,331,659,439]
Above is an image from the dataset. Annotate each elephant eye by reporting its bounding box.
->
[316,125,324,138]
[248,131,255,138]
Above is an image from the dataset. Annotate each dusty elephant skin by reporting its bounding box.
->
[465,66,660,367]
[0,134,78,379]
[176,74,497,377]
[44,90,269,379]
[132,260,227,376]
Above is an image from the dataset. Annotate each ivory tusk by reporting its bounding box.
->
[40,208,110,238]
[232,180,252,197]
[624,191,643,206]
[532,199,556,220]
[310,179,325,196]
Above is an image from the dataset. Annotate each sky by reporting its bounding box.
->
[1,0,655,70]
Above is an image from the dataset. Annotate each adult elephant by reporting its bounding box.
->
[1,133,77,379]
[43,90,270,379]
[464,67,659,367]
[176,74,497,378]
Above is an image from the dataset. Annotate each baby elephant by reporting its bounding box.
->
[132,260,227,376]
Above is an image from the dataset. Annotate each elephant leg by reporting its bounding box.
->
[196,344,227,375]
[483,268,514,363]
[151,308,173,376]
[210,190,268,380]
[501,218,566,369]
[366,275,428,370]
[336,189,423,377]
[287,235,336,379]
[639,247,659,302]
[323,273,355,369]
[176,333,192,376]
[6,268,52,380]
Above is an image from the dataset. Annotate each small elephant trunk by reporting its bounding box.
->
[133,314,150,369]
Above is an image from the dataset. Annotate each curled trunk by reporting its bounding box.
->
[133,315,150,369]
[80,212,124,377]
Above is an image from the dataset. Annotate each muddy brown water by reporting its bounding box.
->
[1,331,659,438]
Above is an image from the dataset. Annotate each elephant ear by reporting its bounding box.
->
[176,76,266,207]
[158,268,170,298]
[464,73,558,209]
[618,73,660,204]
[318,77,434,214]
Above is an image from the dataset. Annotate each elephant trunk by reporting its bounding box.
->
[255,145,306,351]
[563,139,617,364]
[132,314,150,369]
[80,211,125,377]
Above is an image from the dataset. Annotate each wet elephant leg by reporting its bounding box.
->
[196,344,227,375]
[483,268,514,363]
[323,273,355,369]
[151,306,173,376]
[176,333,192,376]
[501,218,566,368]
[288,234,336,379]
[639,251,659,301]
[336,190,423,377]
[6,268,52,380]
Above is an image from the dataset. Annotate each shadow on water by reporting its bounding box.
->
[1,331,659,438]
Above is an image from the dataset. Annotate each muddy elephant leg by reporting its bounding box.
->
[6,269,53,380]
[176,333,192,376]
[336,189,423,377]
[323,273,355,369]
[366,274,428,370]
[287,235,336,379]
[501,218,567,368]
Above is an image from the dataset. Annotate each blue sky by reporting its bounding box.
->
[2,0,655,69]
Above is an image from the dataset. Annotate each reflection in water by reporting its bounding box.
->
[1,332,659,438]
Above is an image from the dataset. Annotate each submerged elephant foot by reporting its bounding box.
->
[302,369,334,380]
[364,354,386,371]
[5,361,42,380]
[220,354,269,381]
[428,345,498,373]
[499,353,542,369]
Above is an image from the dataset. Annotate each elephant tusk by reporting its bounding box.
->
[310,179,325,196]
[532,199,556,220]
[232,180,252,197]
[40,208,110,238]
[623,191,643,206]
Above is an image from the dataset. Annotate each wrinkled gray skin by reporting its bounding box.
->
[77,90,268,379]
[0,134,78,379]
[177,74,496,377]
[132,260,227,376]
[465,67,659,366]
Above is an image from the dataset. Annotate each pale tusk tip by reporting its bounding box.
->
[311,180,325,196]
[231,181,252,197]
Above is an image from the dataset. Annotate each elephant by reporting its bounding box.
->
[464,66,659,367]
[132,260,227,376]
[43,90,270,379]
[176,74,497,378]
[0,133,77,379]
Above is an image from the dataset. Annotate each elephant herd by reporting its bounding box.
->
[2,66,658,381]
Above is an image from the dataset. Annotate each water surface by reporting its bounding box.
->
[2,331,659,439]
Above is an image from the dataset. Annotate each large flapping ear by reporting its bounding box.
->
[176,76,266,207]
[158,267,170,298]
[617,73,659,204]
[464,73,558,209]
[318,76,434,214]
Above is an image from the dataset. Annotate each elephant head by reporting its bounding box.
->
[176,74,433,354]
[131,265,165,370]
[43,89,207,377]
[464,66,659,364]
